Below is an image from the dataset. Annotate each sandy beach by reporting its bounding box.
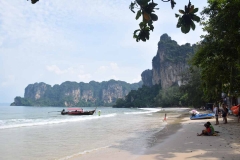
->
[70,110,240,160]
[137,114,240,160]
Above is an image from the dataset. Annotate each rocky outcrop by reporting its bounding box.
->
[24,82,51,100]
[142,34,195,89]
[81,90,95,102]
[11,80,143,107]
[102,84,123,103]
[141,69,153,86]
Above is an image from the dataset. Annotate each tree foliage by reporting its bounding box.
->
[129,0,200,42]
[155,85,182,107]
[192,0,240,102]
[28,0,39,4]
[113,84,161,108]
[179,66,206,107]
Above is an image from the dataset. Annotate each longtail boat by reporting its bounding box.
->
[61,107,96,115]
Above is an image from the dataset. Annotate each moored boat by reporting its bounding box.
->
[61,107,96,115]
[190,113,215,120]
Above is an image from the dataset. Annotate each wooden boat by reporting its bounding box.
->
[61,107,96,115]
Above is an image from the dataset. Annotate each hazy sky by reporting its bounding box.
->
[0,0,208,103]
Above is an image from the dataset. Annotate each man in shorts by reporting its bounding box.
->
[222,104,228,124]
[213,104,219,125]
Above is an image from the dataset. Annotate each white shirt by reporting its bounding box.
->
[213,107,218,115]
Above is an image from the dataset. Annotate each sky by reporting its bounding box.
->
[0,0,208,103]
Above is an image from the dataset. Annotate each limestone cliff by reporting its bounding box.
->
[141,69,153,86]
[11,80,143,107]
[142,34,195,89]
[24,82,51,100]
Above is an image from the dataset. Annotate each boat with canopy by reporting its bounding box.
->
[61,107,96,115]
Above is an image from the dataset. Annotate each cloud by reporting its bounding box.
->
[46,64,86,75]
[46,65,66,75]
[98,66,108,72]
[0,75,15,87]
[110,62,119,70]
[77,74,92,82]
[96,62,119,73]
[109,75,119,80]
[131,76,142,83]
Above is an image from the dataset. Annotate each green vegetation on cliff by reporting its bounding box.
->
[114,67,205,108]
[11,80,143,107]
[113,84,161,108]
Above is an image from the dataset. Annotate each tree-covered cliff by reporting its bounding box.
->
[142,33,197,89]
[11,80,143,107]
[113,84,161,108]
[114,34,205,108]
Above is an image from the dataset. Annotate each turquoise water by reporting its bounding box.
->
[0,106,165,160]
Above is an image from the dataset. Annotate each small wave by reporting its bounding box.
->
[0,113,117,129]
[161,108,190,112]
[57,145,110,160]
[124,108,161,115]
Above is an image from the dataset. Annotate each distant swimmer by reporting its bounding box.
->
[163,113,167,122]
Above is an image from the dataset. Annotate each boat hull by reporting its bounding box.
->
[61,110,95,115]
[190,113,215,120]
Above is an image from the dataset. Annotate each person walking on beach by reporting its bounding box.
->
[222,104,228,124]
[213,105,219,125]
[163,113,167,122]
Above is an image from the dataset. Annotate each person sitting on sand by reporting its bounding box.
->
[206,122,215,135]
[197,123,212,136]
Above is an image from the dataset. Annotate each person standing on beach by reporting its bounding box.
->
[163,113,167,122]
[213,105,219,125]
[222,104,228,124]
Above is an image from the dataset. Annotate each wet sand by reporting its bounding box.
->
[68,110,240,160]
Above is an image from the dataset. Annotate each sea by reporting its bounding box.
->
[0,105,183,160]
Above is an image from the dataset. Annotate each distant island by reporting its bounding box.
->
[11,80,143,107]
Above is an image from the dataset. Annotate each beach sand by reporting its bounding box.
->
[69,111,240,160]
[137,115,240,160]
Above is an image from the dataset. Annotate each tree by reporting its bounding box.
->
[192,0,240,103]
[28,0,200,42]
[179,66,205,107]
[129,0,200,42]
